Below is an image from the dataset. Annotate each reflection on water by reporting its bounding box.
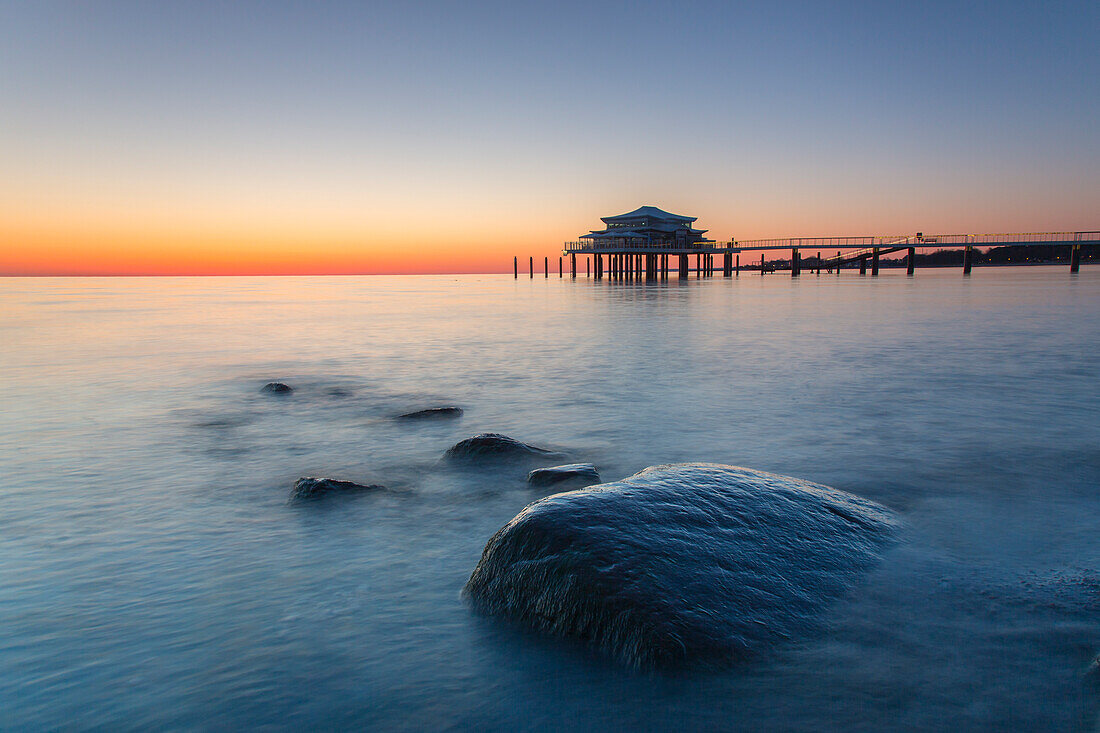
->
[1,269,1099,729]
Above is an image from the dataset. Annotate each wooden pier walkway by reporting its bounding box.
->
[516,230,1099,279]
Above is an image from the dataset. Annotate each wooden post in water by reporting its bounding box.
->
[586,257,590,277]
[907,247,915,275]
[963,245,973,275]
[1071,243,1081,273]
[559,257,562,278]
[871,248,880,276]
[791,248,800,277]
[859,256,867,275]
[544,257,548,278]
[816,251,821,275]
[514,256,518,279]
[761,253,765,273]
[529,256,533,278]
[736,254,740,276]
[571,253,576,278]
[836,250,841,275]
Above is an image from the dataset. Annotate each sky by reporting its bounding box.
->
[1,0,1097,275]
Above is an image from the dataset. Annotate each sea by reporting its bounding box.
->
[2,267,1098,730]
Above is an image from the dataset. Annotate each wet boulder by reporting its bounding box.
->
[261,382,294,394]
[398,407,464,420]
[445,433,560,460]
[527,463,600,487]
[292,477,384,500]
[464,463,898,669]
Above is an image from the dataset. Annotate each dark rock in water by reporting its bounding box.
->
[445,433,559,460]
[292,477,384,500]
[527,463,600,487]
[398,407,464,420]
[261,382,294,394]
[464,463,898,669]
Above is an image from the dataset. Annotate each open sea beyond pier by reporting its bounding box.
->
[2,268,1099,730]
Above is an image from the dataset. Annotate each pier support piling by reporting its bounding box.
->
[545,257,548,278]
[679,254,688,278]
[963,245,973,275]
[529,256,533,278]
[1071,243,1081,272]
[736,254,740,276]
[792,248,800,277]
[571,253,576,278]
[907,247,915,276]
[871,248,880,277]
[859,257,867,275]
[513,256,518,279]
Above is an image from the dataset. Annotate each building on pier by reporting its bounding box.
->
[573,206,713,251]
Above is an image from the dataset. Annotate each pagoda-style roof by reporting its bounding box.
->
[601,205,697,224]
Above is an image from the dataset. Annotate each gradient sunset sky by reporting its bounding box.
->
[2,1,1097,275]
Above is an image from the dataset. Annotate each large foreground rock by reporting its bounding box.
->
[464,463,898,668]
[445,433,559,460]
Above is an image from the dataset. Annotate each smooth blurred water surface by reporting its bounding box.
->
[1,268,1098,730]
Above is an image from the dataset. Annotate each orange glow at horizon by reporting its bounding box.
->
[2,229,543,276]
[5,188,1097,276]
[0,211,570,276]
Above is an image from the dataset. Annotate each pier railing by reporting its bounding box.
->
[563,240,723,252]
[734,231,1100,251]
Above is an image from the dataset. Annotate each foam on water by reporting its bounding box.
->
[1,270,1098,729]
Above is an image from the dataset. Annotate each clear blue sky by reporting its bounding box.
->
[2,0,1097,273]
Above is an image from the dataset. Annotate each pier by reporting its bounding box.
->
[521,211,1098,279]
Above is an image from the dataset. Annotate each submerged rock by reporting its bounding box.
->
[527,463,600,487]
[464,463,898,669]
[261,382,294,394]
[292,477,384,500]
[398,407,464,420]
[445,433,559,460]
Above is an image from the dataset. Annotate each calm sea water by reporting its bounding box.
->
[2,268,1099,730]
